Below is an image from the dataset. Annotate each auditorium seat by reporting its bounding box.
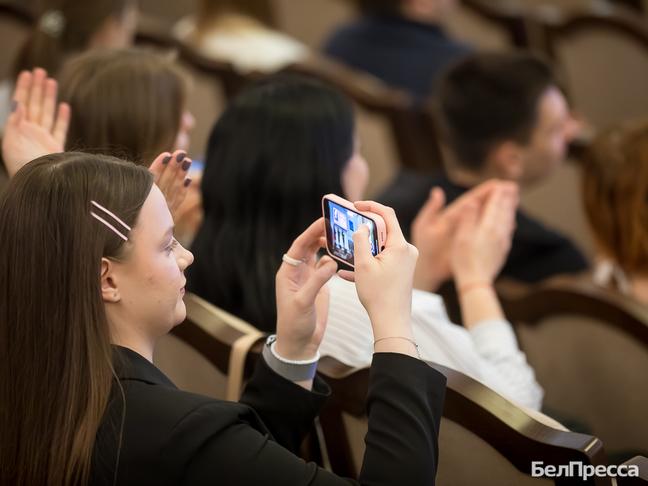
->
[543,7,648,128]
[445,0,530,50]
[316,356,612,485]
[499,277,648,460]
[272,0,356,50]
[617,456,648,485]
[154,292,266,400]
[135,22,233,160]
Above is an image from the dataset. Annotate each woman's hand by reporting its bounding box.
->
[410,180,506,292]
[2,69,70,177]
[275,218,338,361]
[149,149,192,218]
[339,201,418,352]
[450,182,518,289]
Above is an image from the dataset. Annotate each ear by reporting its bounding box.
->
[488,141,525,181]
[101,257,121,303]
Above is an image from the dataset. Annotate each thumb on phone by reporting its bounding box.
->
[352,224,372,268]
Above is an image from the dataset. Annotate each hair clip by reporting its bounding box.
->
[38,10,66,38]
[90,200,131,242]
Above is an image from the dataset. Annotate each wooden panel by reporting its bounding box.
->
[272,0,356,49]
[520,160,594,259]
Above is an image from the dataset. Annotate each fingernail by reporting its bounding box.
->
[162,155,172,165]
[176,152,186,163]
[183,178,192,187]
[10,100,17,113]
[181,160,191,171]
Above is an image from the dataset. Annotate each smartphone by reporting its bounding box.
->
[322,194,386,268]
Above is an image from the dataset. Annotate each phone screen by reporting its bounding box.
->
[324,199,379,266]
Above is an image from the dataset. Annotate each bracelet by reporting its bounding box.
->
[262,335,319,381]
[374,336,421,359]
[457,281,493,295]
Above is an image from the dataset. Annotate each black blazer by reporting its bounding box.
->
[91,346,446,485]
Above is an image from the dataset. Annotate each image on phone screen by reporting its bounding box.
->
[325,199,378,265]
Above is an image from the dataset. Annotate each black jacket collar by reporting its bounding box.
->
[113,345,176,388]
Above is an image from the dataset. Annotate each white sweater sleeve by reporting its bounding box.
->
[321,278,544,410]
[409,290,544,410]
[467,319,544,410]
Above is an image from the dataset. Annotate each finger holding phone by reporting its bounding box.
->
[274,218,338,388]
[330,197,420,359]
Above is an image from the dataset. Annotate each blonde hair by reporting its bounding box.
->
[582,119,648,276]
[59,48,188,166]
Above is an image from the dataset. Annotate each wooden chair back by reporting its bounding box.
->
[448,0,536,50]
[154,293,265,400]
[543,7,648,127]
[272,0,356,49]
[617,456,648,485]
[499,278,648,457]
[135,22,240,159]
[316,356,612,485]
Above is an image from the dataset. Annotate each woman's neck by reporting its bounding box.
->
[107,311,156,362]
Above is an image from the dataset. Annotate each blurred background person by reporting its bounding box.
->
[0,0,138,130]
[380,51,588,283]
[584,119,648,304]
[188,75,544,410]
[173,0,308,73]
[324,0,471,100]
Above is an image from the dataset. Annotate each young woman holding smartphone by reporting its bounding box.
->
[0,152,445,485]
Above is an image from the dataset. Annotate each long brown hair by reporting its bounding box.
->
[582,119,648,276]
[0,153,153,485]
[13,0,135,76]
[58,48,188,166]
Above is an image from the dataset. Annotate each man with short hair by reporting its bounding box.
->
[380,52,589,282]
[324,0,470,100]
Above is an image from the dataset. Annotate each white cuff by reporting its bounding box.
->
[262,335,319,381]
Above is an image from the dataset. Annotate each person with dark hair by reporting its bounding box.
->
[380,51,589,283]
[0,152,444,486]
[189,74,365,329]
[189,74,544,410]
[323,0,470,100]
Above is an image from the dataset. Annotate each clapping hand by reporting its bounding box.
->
[2,68,70,177]
[410,180,505,291]
[450,182,518,289]
[148,150,193,218]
